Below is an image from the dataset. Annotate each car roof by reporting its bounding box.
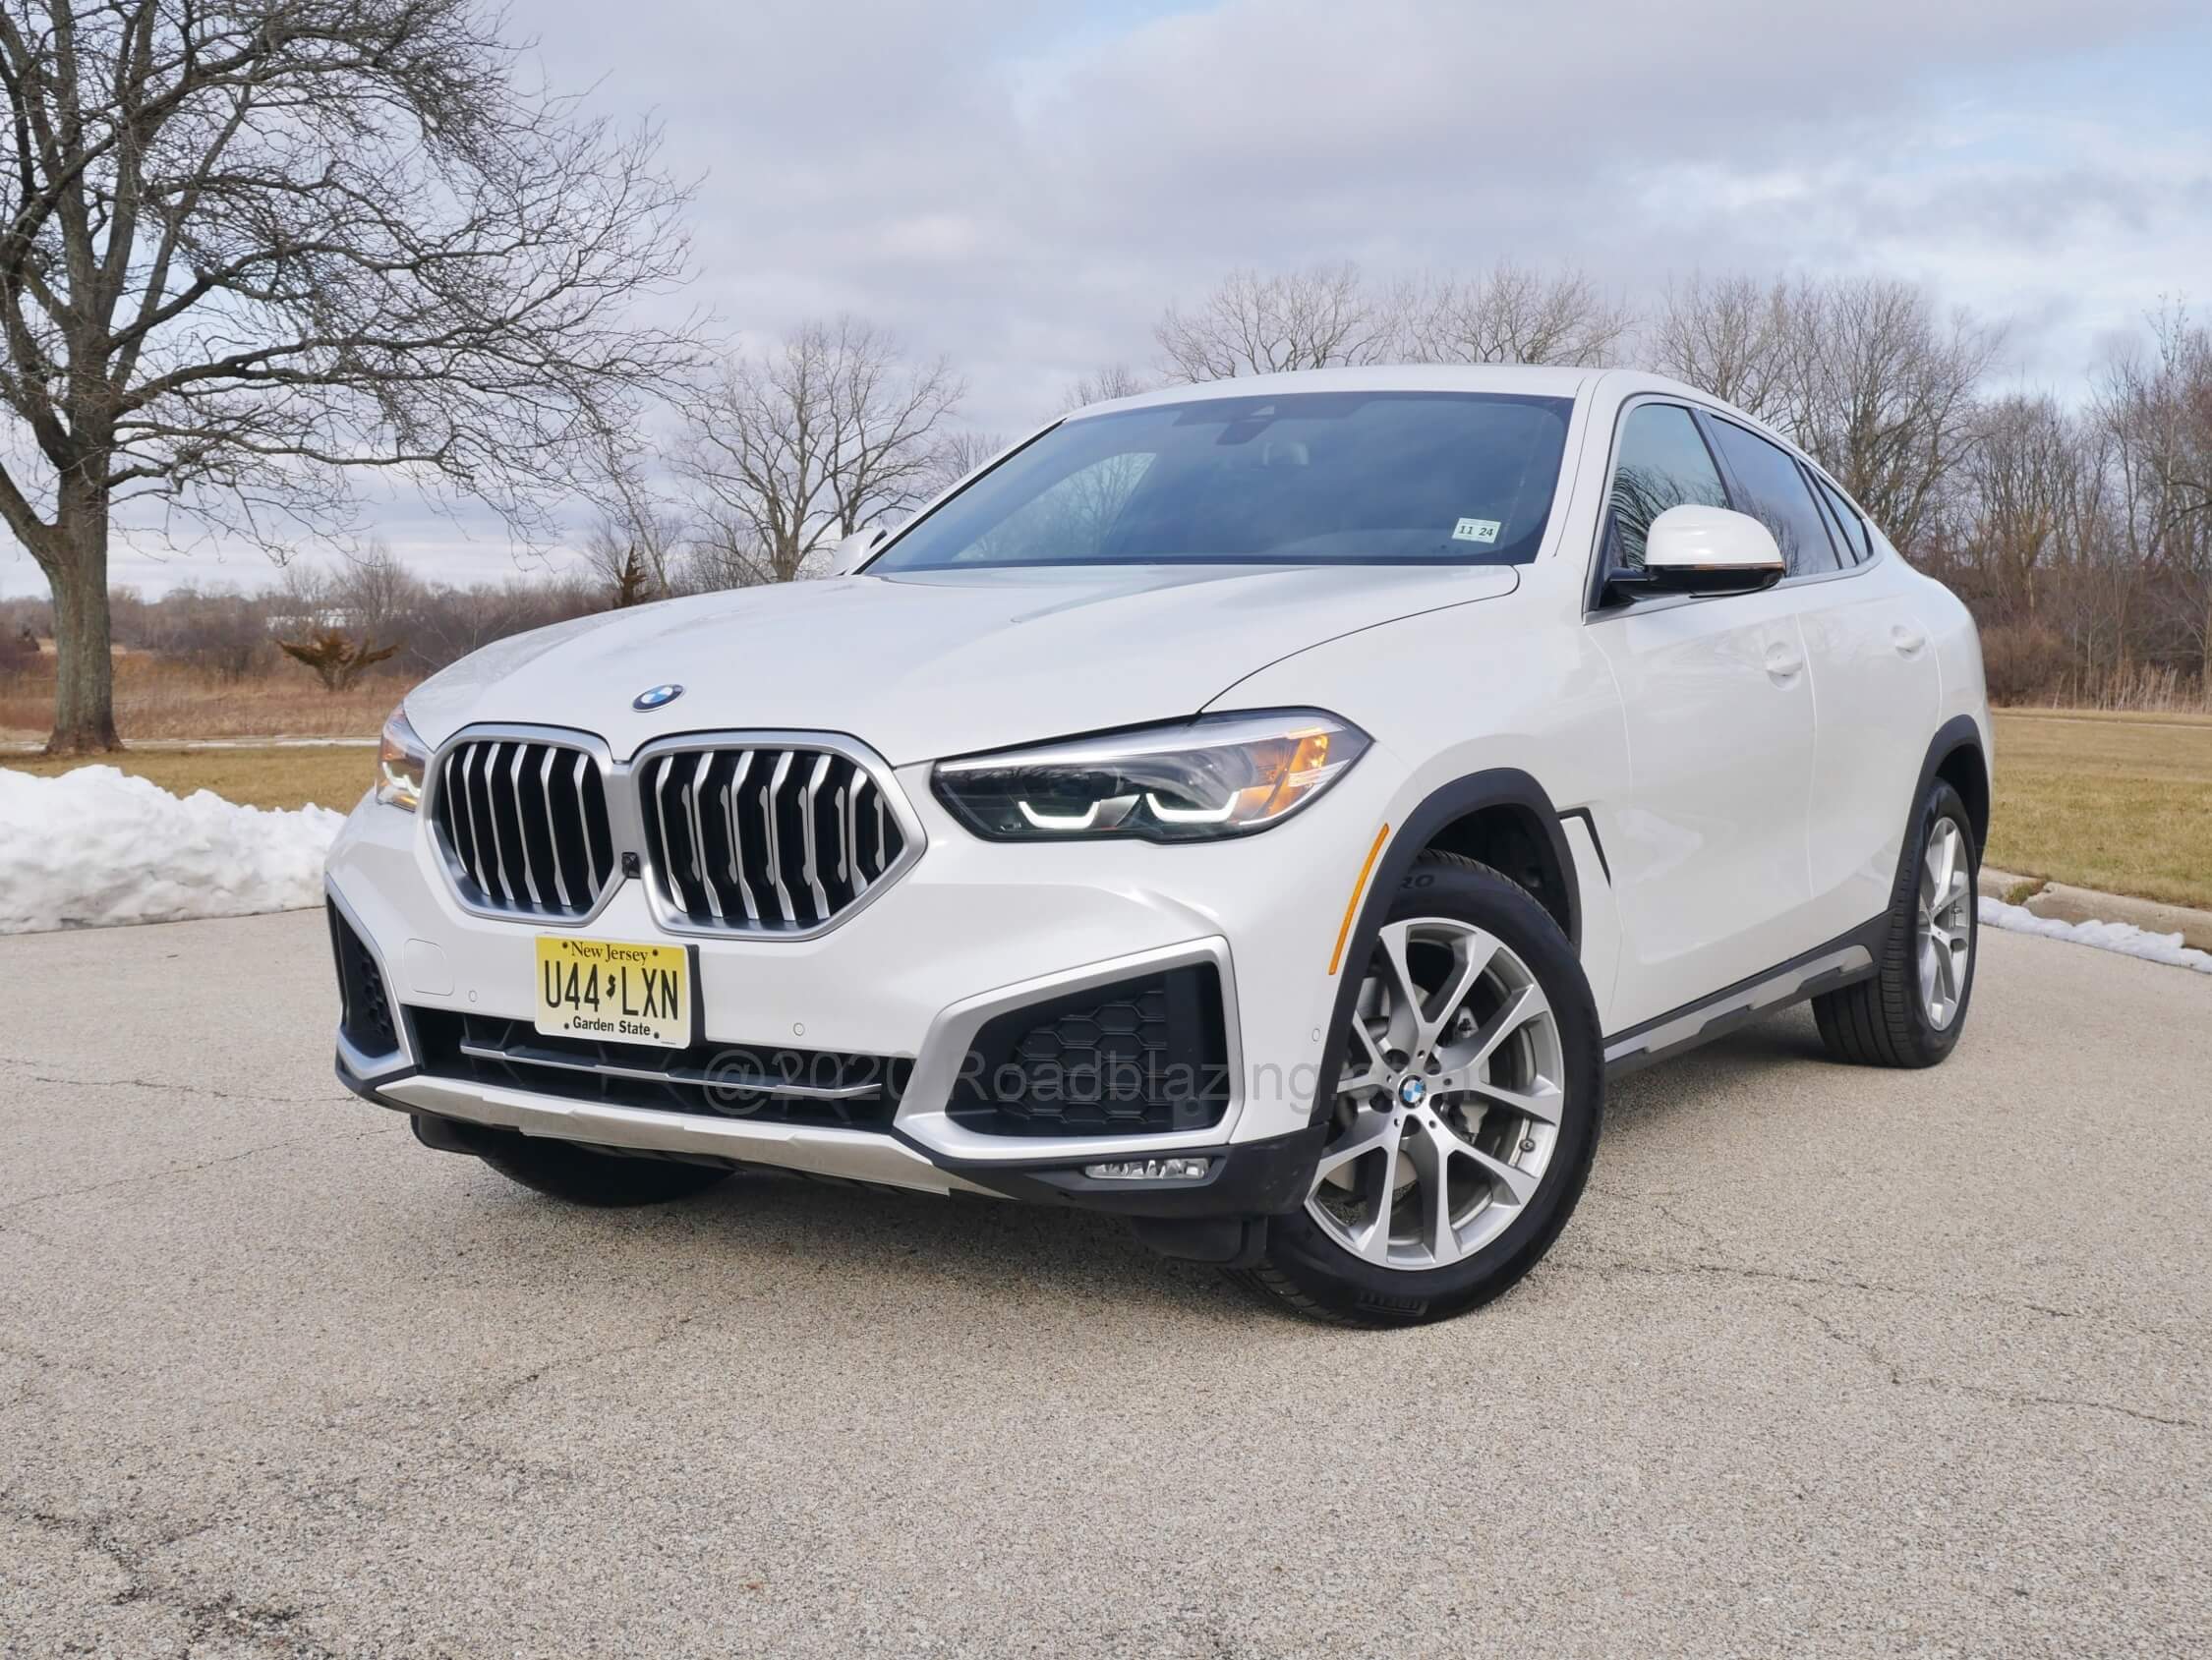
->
[1055,364,1800,471]
[1067,363,1601,419]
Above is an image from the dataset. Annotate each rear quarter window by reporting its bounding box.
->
[1811,473,1872,564]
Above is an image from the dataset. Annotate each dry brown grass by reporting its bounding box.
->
[1988,710,2212,910]
[5,742,373,811]
[0,652,413,745]
[1993,658,2212,715]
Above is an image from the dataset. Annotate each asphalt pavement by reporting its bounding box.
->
[1,912,2206,1657]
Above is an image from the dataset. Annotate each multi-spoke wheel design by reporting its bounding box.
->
[1917,816,1972,1030]
[1308,918,1567,1271]
[1813,778,1979,1070]
[1237,851,1600,1324]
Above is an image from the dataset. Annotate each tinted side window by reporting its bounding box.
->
[1605,404,1727,569]
[1705,419,1841,575]
[1811,473,1871,564]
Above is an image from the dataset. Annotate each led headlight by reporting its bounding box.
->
[933,710,1369,843]
[376,707,429,812]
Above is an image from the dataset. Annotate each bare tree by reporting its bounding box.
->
[2049,422,2133,687]
[2099,305,2212,679]
[1399,261,1633,367]
[1059,364,1149,412]
[138,580,266,678]
[916,427,1011,502]
[1153,262,1397,382]
[399,572,597,671]
[1950,395,2082,625]
[332,539,415,646]
[0,609,33,672]
[579,499,688,603]
[675,534,765,596]
[1653,275,2000,554]
[677,316,964,586]
[1789,280,2003,555]
[0,0,701,751]
[272,537,406,688]
[1649,272,1794,421]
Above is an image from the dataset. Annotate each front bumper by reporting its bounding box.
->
[325,742,1400,1217]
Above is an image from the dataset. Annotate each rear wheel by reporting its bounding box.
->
[1233,852,1603,1326]
[461,1125,737,1207]
[1813,779,1979,1068]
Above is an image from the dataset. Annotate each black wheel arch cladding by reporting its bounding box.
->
[1309,768,1582,1128]
[1917,714,1990,856]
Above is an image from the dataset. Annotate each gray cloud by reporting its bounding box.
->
[526,0,2204,422]
[11,0,2206,596]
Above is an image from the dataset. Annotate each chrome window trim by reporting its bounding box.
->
[894,937,1247,1162]
[1581,391,1879,622]
[626,728,927,942]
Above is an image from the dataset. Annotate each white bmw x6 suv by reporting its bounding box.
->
[327,366,1991,1325]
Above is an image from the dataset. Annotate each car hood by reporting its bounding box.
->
[403,562,1520,764]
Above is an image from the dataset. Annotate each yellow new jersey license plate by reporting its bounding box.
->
[534,936,690,1049]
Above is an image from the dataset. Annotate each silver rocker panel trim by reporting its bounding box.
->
[1603,941,1875,1074]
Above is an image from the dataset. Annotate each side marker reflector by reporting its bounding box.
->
[1329,824,1390,976]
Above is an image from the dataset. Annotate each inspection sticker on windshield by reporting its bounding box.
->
[1452,517,1501,544]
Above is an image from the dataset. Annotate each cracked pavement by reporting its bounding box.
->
[1,911,2206,1656]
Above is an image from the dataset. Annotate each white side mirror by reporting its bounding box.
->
[1631,505,1784,596]
[829,527,887,577]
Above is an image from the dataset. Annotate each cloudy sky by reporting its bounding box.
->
[8,0,2208,598]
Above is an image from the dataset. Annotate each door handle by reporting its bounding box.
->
[1764,641,1805,682]
[1891,624,1927,657]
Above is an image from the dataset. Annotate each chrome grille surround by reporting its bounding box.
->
[426,727,617,923]
[631,730,923,939]
[420,724,924,939]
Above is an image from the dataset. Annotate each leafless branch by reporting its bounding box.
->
[676,316,963,586]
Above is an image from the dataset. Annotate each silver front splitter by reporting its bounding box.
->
[373,1073,995,1197]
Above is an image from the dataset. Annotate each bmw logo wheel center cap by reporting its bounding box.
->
[1397,1075,1427,1109]
[632,683,684,712]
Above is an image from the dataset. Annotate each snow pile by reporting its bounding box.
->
[1978,896,2212,975]
[1,766,344,934]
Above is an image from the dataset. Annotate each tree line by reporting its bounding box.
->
[0,552,608,686]
[11,258,2209,718]
[2,2,2204,753]
[578,262,2212,710]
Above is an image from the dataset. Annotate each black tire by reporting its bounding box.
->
[468,1128,736,1208]
[1813,779,1979,1068]
[1230,851,1603,1327]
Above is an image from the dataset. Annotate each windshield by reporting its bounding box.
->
[870,390,1574,571]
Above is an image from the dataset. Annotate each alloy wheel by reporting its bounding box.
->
[1918,816,1973,1030]
[1308,918,1566,1270]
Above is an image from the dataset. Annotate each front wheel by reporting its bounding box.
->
[1232,851,1603,1326]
